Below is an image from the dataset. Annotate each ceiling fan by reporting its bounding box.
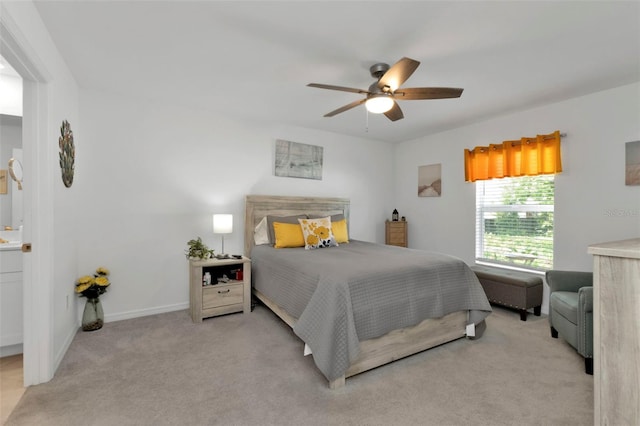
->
[307,57,463,122]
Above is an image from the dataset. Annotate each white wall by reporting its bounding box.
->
[395,82,640,312]
[77,89,394,322]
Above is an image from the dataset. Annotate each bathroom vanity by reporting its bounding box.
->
[0,231,23,356]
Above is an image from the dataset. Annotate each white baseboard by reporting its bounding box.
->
[54,324,77,372]
[0,343,23,357]
[105,302,189,323]
[0,333,22,347]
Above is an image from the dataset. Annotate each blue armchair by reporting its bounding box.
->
[546,270,594,375]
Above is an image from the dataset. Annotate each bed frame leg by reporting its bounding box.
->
[329,376,345,389]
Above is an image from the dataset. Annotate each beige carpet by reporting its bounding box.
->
[6,304,593,426]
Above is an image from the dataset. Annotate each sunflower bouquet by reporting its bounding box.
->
[75,267,111,299]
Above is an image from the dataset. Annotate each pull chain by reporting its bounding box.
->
[365,109,369,133]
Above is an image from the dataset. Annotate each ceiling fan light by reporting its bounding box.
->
[365,95,394,114]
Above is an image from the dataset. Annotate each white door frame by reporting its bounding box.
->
[1,10,54,385]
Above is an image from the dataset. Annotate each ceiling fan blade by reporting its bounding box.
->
[378,57,420,92]
[384,101,404,122]
[394,87,464,100]
[324,98,366,117]
[307,83,369,95]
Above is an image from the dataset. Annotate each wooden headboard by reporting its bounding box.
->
[244,195,350,256]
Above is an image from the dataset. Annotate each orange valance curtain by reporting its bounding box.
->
[464,130,562,182]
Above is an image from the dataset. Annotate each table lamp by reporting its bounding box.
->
[213,214,233,258]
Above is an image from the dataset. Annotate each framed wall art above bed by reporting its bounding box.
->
[274,140,323,180]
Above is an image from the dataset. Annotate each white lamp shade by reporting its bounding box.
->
[213,214,233,234]
[365,95,394,114]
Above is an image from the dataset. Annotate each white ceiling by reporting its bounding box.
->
[33,1,640,143]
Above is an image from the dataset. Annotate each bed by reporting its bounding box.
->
[244,195,491,389]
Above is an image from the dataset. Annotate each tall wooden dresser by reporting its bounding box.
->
[588,238,640,426]
[385,220,407,247]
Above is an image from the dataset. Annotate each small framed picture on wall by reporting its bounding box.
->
[418,163,442,197]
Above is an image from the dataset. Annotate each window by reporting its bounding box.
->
[475,175,554,271]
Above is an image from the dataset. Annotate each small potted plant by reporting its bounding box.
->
[185,237,214,260]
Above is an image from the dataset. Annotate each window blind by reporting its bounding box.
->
[475,175,554,270]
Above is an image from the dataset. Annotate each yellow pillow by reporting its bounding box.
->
[273,222,305,248]
[332,219,349,244]
[298,217,338,250]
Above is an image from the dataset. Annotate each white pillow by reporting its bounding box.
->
[253,217,270,245]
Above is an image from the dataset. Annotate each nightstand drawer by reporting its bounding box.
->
[388,229,406,238]
[387,222,405,230]
[388,238,406,246]
[202,282,243,309]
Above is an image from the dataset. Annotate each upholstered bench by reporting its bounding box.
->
[471,265,543,321]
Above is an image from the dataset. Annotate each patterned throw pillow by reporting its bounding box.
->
[298,217,338,250]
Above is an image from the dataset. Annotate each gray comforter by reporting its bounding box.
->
[251,240,491,381]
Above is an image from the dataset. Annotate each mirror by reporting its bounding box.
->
[8,158,23,190]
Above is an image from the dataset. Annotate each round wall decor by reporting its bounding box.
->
[59,120,75,187]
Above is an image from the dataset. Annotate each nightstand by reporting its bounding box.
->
[189,256,251,322]
[385,220,407,247]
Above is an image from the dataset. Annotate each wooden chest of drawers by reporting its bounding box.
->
[385,220,407,247]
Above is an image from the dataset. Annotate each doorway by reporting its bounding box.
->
[0,54,25,421]
[1,16,55,388]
